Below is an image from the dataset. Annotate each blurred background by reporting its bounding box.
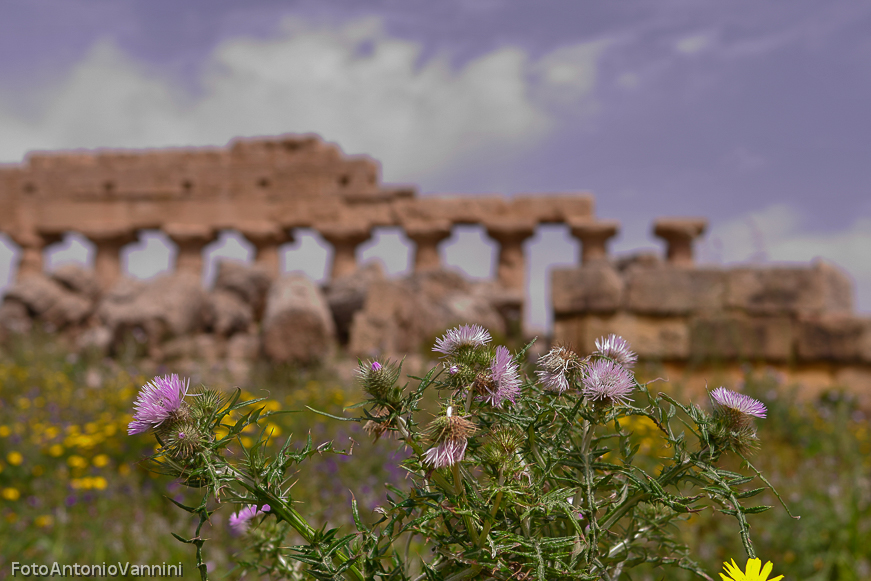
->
[1,0,869,334]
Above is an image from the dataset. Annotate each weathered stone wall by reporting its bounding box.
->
[552,218,871,407]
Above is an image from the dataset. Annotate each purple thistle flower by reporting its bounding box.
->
[128,375,190,435]
[482,346,521,407]
[594,334,637,370]
[582,360,634,406]
[228,504,270,535]
[371,361,382,371]
[710,387,767,429]
[433,324,491,356]
[448,364,460,375]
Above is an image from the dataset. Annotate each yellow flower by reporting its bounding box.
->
[1,487,20,501]
[47,444,64,457]
[34,514,53,528]
[91,476,108,490]
[6,451,23,466]
[720,558,783,581]
[92,454,110,468]
[0,425,10,438]
[67,455,88,469]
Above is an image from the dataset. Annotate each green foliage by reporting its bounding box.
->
[136,331,802,580]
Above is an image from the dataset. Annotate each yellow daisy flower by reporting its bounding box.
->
[720,558,783,581]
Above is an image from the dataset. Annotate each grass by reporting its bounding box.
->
[0,335,869,579]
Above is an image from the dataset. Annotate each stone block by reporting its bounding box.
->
[555,313,690,360]
[796,315,869,362]
[209,290,254,337]
[261,274,336,364]
[726,260,854,315]
[51,264,101,302]
[552,265,624,315]
[624,267,726,315]
[213,260,273,320]
[689,315,793,362]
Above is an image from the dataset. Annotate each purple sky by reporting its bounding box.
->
[1,0,869,331]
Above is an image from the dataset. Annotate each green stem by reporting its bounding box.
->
[452,462,480,545]
[477,472,505,546]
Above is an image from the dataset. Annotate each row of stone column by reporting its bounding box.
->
[5,217,708,290]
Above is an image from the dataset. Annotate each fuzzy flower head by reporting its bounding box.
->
[422,405,476,469]
[473,346,521,408]
[594,334,637,370]
[581,359,634,407]
[710,387,767,430]
[228,504,270,535]
[720,557,783,581]
[128,375,190,435]
[536,345,584,394]
[433,324,491,358]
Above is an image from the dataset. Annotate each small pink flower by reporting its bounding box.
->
[229,504,270,535]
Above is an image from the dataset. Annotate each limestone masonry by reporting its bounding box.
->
[1,135,869,404]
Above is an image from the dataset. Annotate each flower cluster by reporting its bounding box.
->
[536,335,636,407]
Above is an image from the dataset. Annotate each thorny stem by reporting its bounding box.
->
[452,462,480,545]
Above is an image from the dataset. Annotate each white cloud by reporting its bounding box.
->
[0,16,604,184]
[675,32,714,55]
[705,204,871,313]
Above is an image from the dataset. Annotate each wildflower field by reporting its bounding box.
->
[0,334,869,579]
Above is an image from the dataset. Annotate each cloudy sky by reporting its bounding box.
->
[1,0,869,331]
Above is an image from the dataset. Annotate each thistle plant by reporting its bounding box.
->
[128,327,796,580]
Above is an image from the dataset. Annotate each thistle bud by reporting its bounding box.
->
[481,426,523,472]
[190,387,225,422]
[162,420,205,459]
[357,359,403,404]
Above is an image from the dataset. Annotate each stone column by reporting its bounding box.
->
[404,221,452,272]
[239,221,291,277]
[319,223,372,280]
[83,226,138,289]
[653,218,708,267]
[8,230,60,280]
[485,219,537,291]
[164,223,216,278]
[568,218,620,265]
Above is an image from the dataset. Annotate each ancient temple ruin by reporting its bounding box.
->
[1,134,869,405]
[0,133,602,293]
